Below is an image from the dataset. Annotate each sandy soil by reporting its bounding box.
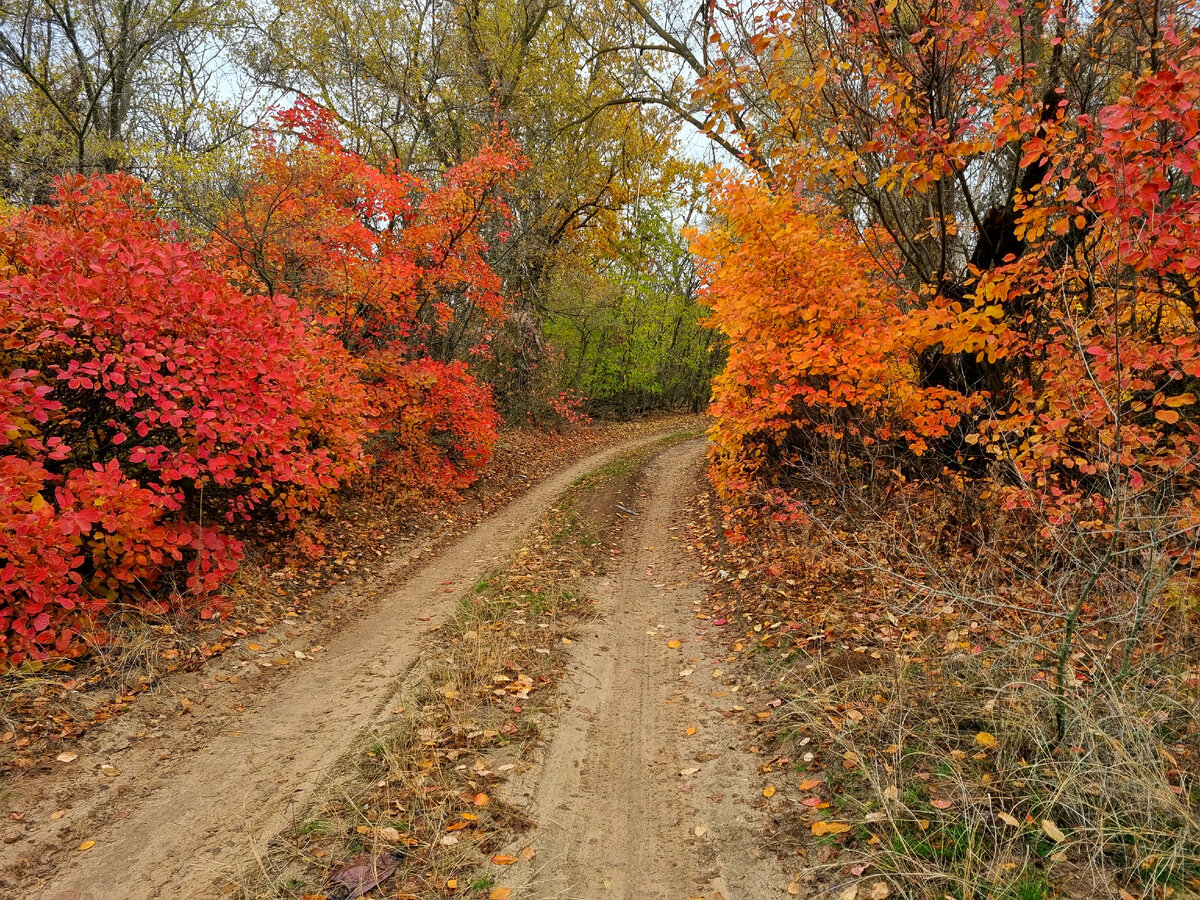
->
[498,440,789,900]
[0,432,682,900]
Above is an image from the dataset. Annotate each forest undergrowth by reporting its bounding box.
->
[689,479,1200,900]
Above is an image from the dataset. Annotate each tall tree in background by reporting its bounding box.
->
[0,0,260,200]
[241,0,705,414]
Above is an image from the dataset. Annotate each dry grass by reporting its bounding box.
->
[773,636,1200,900]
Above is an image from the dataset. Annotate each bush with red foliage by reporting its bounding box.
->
[0,175,370,665]
[212,99,523,495]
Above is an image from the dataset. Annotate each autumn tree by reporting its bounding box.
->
[210,99,522,491]
[691,0,1200,700]
[239,0,705,414]
[0,0,263,202]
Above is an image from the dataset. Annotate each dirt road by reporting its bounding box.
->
[2,432,690,900]
[6,434,787,900]
[501,441,787,899]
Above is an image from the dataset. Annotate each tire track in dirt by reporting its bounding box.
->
[501,440,789,900]
[6,431,684,900]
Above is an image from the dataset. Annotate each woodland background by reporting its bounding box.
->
[5,1,1200,896]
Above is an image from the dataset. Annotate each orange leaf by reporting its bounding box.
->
[811,821,851,836]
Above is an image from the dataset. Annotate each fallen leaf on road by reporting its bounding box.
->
[492,854,517,865]
[56,752,78,763]
[77,840,95,851]
[694,825,707,837]
[798,778,822,790]
[680,766,700,776]
[521,846,536,860]
[50,810,66,820]
[668,640,682,649]
[490,889,511,900]
[100,764,120,777]
[812,821,851,835]
[686,726,697,736]
[474,792,489,806]
[975,732,997,749]
[763,785,776,798]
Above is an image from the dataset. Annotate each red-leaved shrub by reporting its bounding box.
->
[0,174,370,664]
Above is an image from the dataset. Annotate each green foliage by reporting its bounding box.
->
[544,184,721,415]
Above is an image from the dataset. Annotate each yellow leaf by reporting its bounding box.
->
[446,880,458,891]
[668,640,682,649]
[686,726,697,736]
[30,492,46,511]
[975,731,997,748]
[812,821,851,836]
[763,785,776,798]
[77,840,95,851]
[1041,819,1067,842]
[1165,393,1196,408]
[490,889,512,900]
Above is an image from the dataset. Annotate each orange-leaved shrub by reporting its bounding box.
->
[698,10,1200,543]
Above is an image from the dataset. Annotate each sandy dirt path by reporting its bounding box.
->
[5,432,682,900]
[501,440,788,900]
